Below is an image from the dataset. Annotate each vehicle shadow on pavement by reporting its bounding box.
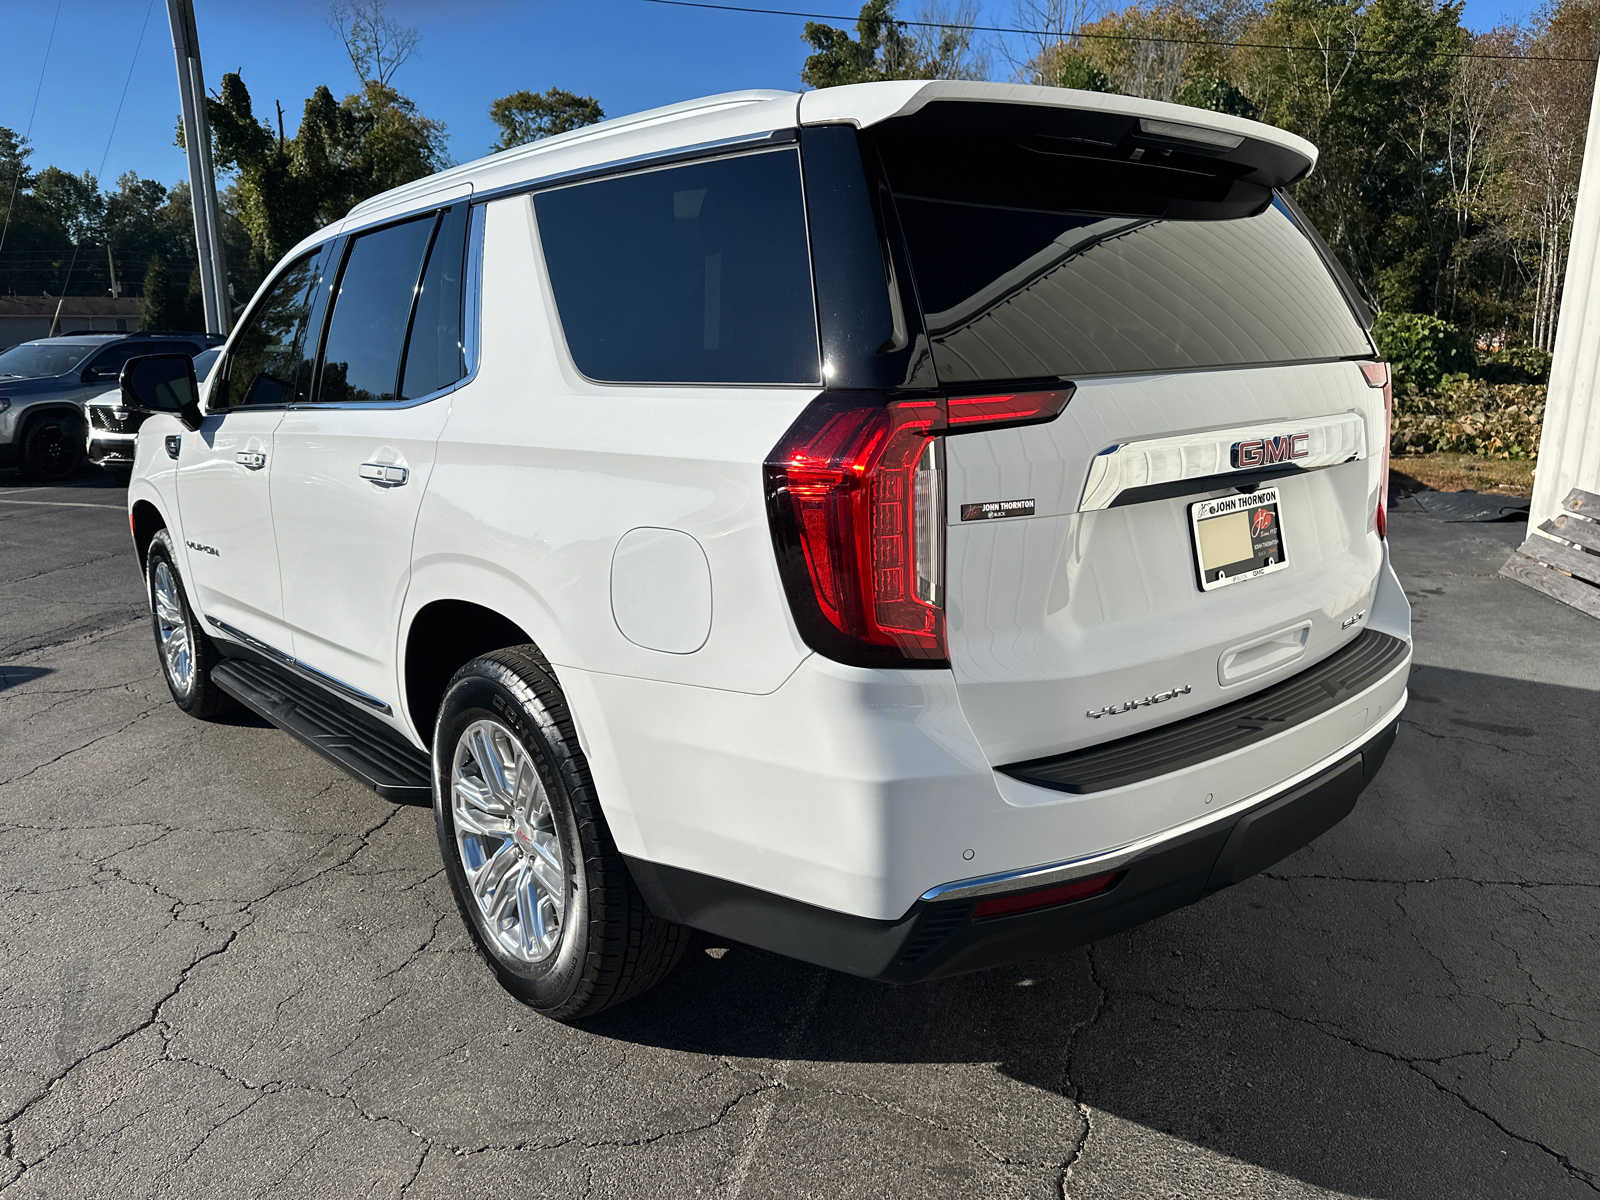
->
[0,665,52,690]
[583,664,1600,1200]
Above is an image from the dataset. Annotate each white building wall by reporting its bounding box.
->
[1531,61,1600,531]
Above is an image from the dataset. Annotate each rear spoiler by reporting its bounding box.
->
[800,81,1317,195]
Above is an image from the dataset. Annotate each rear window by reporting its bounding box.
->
[886,165,1371,383]
[533,150,820,385]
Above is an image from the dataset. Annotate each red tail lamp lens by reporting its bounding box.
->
[946,389,1074,430]
[768,398,947,664]
[972,871,1123,918]
[766,385,1074,668]
[1359,361,1392,539]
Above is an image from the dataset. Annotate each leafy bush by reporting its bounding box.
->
[1475,345,1552,385]
[1391,379,1545,460]
[1372,312,1476,395]
[1172,75,1255,117]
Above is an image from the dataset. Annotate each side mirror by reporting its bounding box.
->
[120,354,202,432]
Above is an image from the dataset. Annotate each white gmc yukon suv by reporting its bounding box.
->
[119,82,1411,1020]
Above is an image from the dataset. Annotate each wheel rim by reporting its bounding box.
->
[451,718,567,964]
[28,421,74,475]
[151,561,194,693]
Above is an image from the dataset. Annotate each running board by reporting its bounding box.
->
[211,658,432,802]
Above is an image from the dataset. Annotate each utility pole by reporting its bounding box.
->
[167,0,230,335]
[106,242,120,298]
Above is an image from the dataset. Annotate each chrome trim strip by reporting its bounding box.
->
[920,680,1409,904]
[205,615,294,666]
[204,616,393,715]
[290,657,394,716]
[470,129,797,205]
[1079,411,1367,512]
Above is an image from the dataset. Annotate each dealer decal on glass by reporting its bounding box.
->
[1190,487,1289,591]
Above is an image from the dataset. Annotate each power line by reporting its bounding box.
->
[51,0,156,322]
[643,0,1600,63]
[0,0,64,262]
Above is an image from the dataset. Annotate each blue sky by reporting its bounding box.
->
[5,0,1551,192]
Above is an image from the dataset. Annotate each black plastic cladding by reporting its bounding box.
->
[798,125,937,392]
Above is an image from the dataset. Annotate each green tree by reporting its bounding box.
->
[1235,0,1467,315]
[488,88,605,152]
[800,0,986,87]
[1056,50,1110,91]
[1172,74,1255,116]
[142,255,175,329]
[207,72,448,276]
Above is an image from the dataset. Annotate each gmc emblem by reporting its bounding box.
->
[1232,433,1309,469]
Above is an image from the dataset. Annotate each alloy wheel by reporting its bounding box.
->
[451,718,567,964]
[151,561,194,694]
[25,419,77,478]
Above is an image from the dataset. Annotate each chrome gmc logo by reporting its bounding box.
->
[1232,433,1309,469]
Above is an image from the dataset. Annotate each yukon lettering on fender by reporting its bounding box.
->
[1087,684,1192,719]
[1231,433,1309,469]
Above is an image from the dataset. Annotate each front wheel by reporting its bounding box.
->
[18,412,83,481]
[147,530,234,719]
[433,646,688,1020]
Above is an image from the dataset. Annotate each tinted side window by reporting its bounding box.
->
[222,249,328,408]
[534,150,819,385]
[319,216,435,404]
[399,204,469,401]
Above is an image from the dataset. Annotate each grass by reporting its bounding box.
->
[1390,451,1536,497]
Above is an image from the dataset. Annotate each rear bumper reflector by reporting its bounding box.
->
[1000,629,1410,795]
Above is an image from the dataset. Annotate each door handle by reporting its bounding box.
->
[235,450,267,470]
[358,462,408,486]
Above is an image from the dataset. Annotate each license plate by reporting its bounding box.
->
[1190,487,1288,591]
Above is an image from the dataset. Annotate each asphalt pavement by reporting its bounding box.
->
[1,470,1595,1200]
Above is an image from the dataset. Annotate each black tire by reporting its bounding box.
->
[18,411,84,481]
[433,646,688,1020]
[146,530,235,720]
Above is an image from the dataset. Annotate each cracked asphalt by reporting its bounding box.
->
[1,469,1595,1200]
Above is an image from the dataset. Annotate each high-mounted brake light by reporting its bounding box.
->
[1359,361,1392,539]
[765,387,1074,668]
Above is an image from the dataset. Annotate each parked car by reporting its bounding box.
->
[120,82,1411,1020]
[0,331,218,479]
[86,345,222,474]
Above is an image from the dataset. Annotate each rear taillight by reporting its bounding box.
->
[766,387,1072,668]
[1359,361,1392,538]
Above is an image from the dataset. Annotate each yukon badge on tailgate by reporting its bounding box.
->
[1087,684,1193,719]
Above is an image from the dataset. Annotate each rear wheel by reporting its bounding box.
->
[146,530,234,719]
[433,646,688,1020]
[18,412,83,481]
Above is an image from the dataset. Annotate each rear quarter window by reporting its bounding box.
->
[533,150,820,385]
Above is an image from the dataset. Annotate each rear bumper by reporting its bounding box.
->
[628,719,1396,982]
